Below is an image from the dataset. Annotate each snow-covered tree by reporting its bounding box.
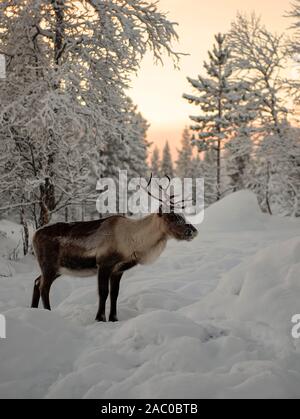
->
[286,3,300,216]
[190,154,204,179]
[225,130,253,193]
[258,126,300,216]
[124,106,150,179]
[229,14,288,140]
[176,127,193,178]
[228,13,297,215]
[201,149,218,206]
[101,100,150,181]
[150,146,161,177]
[161,141,174,177]
[183,33,255,202]
[0,0,179,226]
[287,0,300,55]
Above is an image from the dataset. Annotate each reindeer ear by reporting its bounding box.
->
[158,205,163,217]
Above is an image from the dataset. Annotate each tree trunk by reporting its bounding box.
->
[217,139,221,201]
[265,162,272,215]
[52,0,65,66]
[39,201,50,227]
[38,177,56,227]
[20,206,29,256]
[217,53,222,202]
[65,206,69,222]
[38,0,66,227]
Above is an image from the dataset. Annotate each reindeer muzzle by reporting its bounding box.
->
[185,225,198,241]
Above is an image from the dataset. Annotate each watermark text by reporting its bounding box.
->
[0,314,6,339]
[0,54,6,79]
[292,314,300,339]
[96,171,205,225]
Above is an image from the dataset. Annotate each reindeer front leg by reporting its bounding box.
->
[109,272,123,322]
[96,265,114,322]
[109,261,137,322]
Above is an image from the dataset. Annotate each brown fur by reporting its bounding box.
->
[31,213,198,321]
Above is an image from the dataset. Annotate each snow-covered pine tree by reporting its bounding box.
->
[225,129,253,193]
[101,100,150,181]
[124,105,150,179]
[287,0,300,55]
[161,141,174,177]
[0,0,179,226]
[94,99,150,215]
[201,148,218,206]
[188,153,205,207]
[183,33,254,203]
[228,13,296,215]
[191,154,204,179]
[176,127,193,178]
[150,147,161,177]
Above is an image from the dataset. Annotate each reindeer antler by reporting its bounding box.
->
[142,173,171,206]
[170,195,194,210]
[142,173,165,205]
[142,174,193,212]
[147,173,153,188]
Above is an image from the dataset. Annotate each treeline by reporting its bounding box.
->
[177,11,300,216]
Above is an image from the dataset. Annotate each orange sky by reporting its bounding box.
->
[129,0,293,159]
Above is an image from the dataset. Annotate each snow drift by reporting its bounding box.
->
[202,190,299,232]
[202,190,266,232]
[1,191,300,399]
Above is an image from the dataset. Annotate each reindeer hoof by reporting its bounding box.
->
[96,314,106,322]
[109,315,118,322]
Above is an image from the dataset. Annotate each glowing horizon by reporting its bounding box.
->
[129,0,293,160]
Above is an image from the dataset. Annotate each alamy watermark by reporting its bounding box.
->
[0,54,6,79]
[0,314,6,339]
[291,315,300,339]
[96,171,205,225]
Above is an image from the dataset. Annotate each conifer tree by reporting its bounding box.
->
[176,128,193,178]
[183,33,254,202]
[151,147,161,177]
[161,141,174,177]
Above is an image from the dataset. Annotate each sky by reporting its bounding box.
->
[128,0,293,159]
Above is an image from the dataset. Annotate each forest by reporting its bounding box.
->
[1,0,300,401]
[1,1,300,247]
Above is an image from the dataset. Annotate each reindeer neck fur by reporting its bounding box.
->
[125,214,168,265]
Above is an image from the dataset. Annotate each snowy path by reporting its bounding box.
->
[1,192,300,399]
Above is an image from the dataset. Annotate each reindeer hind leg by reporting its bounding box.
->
[31,275,42,308]
[40,273,60,311]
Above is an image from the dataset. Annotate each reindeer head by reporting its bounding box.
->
[159,208,198,241]
[145,174,198,242]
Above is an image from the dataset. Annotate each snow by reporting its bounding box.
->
[1,191,300,399]
[0,220,24,261]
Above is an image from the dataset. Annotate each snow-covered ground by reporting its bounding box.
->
[1,191,300,399]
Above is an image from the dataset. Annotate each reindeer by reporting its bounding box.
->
[31,176,198,322]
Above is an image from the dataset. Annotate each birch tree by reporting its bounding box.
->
[0,0,179,226]
[228,13,297,215]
